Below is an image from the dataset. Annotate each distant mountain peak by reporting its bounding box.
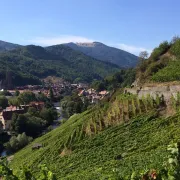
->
[74,42,105,47]
[64,41,138,68]
[76,42,95,47]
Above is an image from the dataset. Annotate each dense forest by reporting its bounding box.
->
[0,45,119,87]
[91,68,135,91]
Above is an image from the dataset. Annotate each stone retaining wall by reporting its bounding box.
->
[125,84,180,101]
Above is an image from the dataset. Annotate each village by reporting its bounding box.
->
[0,80,109,131]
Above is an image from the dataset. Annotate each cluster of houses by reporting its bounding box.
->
[0,101,45,130]
[10,82,89,99]
[0,81,109,130]
[78,88,109,103]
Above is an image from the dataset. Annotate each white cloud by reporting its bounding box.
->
[28,35,94,46]
[115,43,152,55]
[28,35,152,55]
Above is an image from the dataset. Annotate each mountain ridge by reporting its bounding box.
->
[64,41,138,67]
[0,44,120,87]
[0,40,21,52]
[0,39,138,68]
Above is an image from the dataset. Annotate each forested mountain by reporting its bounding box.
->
[0,44,119,87]
[64,42,138,67]
[0,40,21,52]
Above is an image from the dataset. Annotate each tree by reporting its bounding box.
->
[10,113,18,131]
[5,133,33,152]
[40,108,57,125]
[60,94,85,118]
[82,97,89,112]
[18,91,36,105]
[26,116,45,137]
[15,114,27,133]
[49,88,54,102]
[17,132,33,148]
[14,90,20,96]
[37,92,48,102]
[11,114,45,137]
[9,136,19,152]
[8,97,20,107]
[139,51,149,63]
[0,96,8,109]
[91,80,106,91]
[48,108,58,121]
[171,35,180,44]
[28,107,37,116]
[40,108,52,125]
[0,121,3,133]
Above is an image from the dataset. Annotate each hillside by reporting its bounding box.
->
[64,42,138,68]
[0,45,119,87]
[135,37,180,86]
[0,40,21,52]
[10,90,180,179]
[6,38,180,179]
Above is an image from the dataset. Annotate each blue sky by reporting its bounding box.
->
[0,0,179,55]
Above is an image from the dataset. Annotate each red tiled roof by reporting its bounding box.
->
[2,109,25,120]
[6,106,18,111]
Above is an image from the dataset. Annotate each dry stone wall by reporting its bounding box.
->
[125,84,180,101]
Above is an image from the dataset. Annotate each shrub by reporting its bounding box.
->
[150,41,170,60]
[170,39,180,58]
[5,132,32,153]
[152,60,180,82]
[0,96,8,109]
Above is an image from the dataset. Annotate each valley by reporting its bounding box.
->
[1,37,179,179]
[1,1,180,180]
[1,32,180,180]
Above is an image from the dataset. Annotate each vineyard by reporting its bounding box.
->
[6,92,180,179]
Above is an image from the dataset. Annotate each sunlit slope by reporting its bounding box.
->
[11,94,180,179]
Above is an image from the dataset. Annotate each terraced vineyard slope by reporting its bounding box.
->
[10,92,180,179]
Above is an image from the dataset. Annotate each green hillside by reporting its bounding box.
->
[10,92,180,179]
[0,45,119,87]
[5,38,180,179]
[136,37,180,85]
